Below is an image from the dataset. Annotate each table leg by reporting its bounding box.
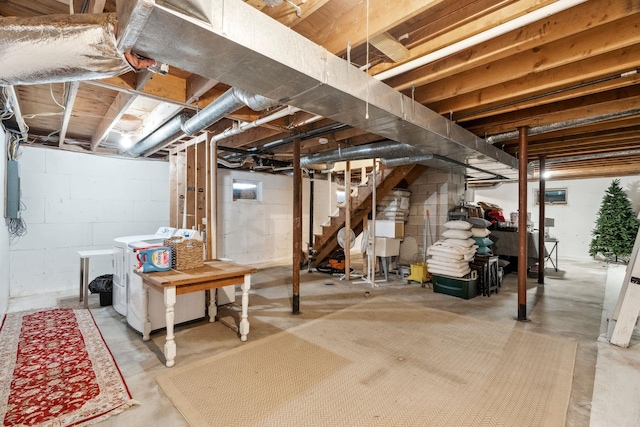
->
[82,258,89,309]
[209,290,217,322]
[142,283,151,341]
[239,274,251,342]
[79,258,84,304]
[164,287,177,367]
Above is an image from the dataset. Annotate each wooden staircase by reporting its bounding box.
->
[311,164,427,266]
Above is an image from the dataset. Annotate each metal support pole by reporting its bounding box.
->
[292,138,301,314]
[344,161,351,281]
[308,170,314,272]
[538,155,546,284]
[518,126,529,321]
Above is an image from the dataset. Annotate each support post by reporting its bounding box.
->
[345,161,351,281]
[308,170,314,271]
[292,138,302,314]
[208,133,217,260]
[518,126,529,321]
[538,155,546,284]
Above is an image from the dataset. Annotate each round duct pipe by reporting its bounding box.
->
[127,112,190,157]
[486,108,640,145]
[182,87,278,136]
[300,141,420,167]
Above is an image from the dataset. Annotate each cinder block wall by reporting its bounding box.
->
[217,169,331,265]
[404,168,464,261]
[9,146,169,297]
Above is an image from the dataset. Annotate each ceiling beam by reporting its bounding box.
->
[186,75,220,105]
[413,17,640,105]
[381,0,638,90]
[466,84,640,134]
[85,0,106,13]
[259,0,330,28]
[90,91,137,150]
[306,0,447,55]
[58,82,79,146]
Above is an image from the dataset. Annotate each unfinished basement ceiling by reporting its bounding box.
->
[1,0,639,182]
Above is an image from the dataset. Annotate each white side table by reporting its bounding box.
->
[77,249,118,309]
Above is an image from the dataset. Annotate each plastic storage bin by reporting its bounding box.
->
[432,274,478,299]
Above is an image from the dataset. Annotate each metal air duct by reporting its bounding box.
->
[0,14,132,85]
[182,87,278,136]
[486,108,640,145]
[128,87,278,156]
[127,112,190,157]
[117,0,522,181]
[300,141,421,167]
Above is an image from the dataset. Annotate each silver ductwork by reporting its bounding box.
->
[300,141,421,167]
[127,112,190,156]
[381,154,434,167]
[128,87,278,156]
[0,14,132,85]
[302,143,508,180]
[486,108,640,145]
[182,87,278,136]
[116,0,523,181]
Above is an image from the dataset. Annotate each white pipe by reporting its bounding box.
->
[374,0,587,81]
[291,113,323,128]
[210,105,300,144]
[370,158,377,288]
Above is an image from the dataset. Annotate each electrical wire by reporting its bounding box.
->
[8,200,27,244]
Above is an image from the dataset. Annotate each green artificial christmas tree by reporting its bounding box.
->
[589,179,639,262]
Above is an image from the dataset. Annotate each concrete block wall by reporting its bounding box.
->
[217,169,331,265]
[405,168,464,261]
[9,146,169,297]
[1,128,9,316]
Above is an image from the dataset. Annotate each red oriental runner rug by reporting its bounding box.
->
[0,308,139,426]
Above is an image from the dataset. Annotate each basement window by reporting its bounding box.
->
[233,179,261,201]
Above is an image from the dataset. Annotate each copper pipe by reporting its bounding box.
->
[518,127,528,321]
[538,155,546,284]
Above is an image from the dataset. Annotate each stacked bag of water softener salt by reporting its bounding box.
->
[426,220,477,278]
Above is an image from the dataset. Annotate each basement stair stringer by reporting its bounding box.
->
[311,164,427,267]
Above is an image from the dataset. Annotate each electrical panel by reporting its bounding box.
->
[6,159,19,219]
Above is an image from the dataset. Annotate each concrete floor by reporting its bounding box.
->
[7,257,640,426]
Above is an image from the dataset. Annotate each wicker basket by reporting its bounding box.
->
[163,237,204,270]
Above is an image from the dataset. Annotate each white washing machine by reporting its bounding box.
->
[126,239,206,334]
[113,227,176,317]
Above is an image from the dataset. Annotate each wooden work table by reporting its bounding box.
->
[135,259,257,367]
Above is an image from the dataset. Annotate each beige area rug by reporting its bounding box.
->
[157,298,576,427]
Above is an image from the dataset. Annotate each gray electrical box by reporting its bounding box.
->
[6,160,19,219]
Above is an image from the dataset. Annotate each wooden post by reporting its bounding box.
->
[345,161,351,281]
[196,139,207,234]
[169,153,178,228]
[186,145,196,229]
[538,155,546,284]
[292,138,302,315]
[518,126,528,321]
